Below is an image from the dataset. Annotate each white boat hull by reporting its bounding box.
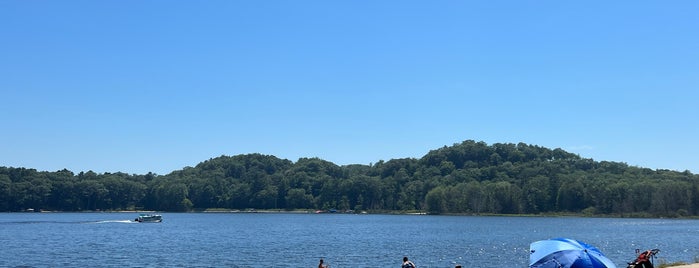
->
[135,214,162,223]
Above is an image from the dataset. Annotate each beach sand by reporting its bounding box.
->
[669,264,699,268]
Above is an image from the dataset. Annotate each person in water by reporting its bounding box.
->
[318,258,327,268]
[402,256,416,268]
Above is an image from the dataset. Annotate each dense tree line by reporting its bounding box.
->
[2,140,698,217]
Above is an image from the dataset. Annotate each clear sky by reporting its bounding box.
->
[1,1,697,175]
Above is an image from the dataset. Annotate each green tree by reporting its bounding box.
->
[285,188,313,209]
[425,186,447,214]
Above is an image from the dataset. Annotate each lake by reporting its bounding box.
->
[1,212,697,267]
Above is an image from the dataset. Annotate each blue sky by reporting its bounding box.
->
[2,1,697,175]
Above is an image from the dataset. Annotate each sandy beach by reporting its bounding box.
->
[670,264,699,268]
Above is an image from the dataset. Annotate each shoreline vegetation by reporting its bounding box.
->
[3,141,698,218]
[16,208,699,220]
[12,208,699,220]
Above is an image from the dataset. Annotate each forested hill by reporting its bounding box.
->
[2,140,698,217]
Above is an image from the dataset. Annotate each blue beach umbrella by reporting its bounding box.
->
[529,238,617,268]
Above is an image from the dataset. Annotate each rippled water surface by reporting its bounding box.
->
[1,213,698,267]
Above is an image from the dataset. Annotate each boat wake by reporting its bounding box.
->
[88,220,136,224]
[1,220,135,225]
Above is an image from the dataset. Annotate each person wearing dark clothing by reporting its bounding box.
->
[402,256,416,268]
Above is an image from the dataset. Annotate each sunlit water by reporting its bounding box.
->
[1,213,697,267]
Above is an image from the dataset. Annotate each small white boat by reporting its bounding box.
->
[135,214,162,223]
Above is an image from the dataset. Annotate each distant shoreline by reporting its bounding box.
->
[9,209,699,219]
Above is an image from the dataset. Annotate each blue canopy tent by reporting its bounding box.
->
[529,238,617,268]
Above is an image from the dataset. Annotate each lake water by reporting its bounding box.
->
[1,213,697,267]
